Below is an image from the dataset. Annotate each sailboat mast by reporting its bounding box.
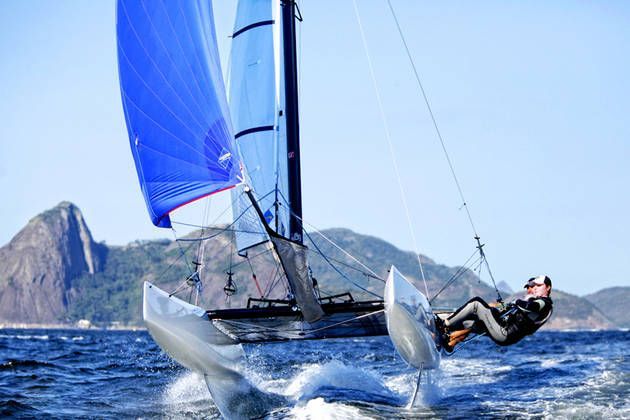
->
[281,0,303,244]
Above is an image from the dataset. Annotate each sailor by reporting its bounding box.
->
[436,275,553,352]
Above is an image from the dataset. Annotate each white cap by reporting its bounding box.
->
[523,275,552,288]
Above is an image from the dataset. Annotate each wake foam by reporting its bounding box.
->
[289,397,365,419]
[283,360,398,403]
[164,371,210,406]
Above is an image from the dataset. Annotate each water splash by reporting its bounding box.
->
[289,397,365,419]
[285,360,398,402]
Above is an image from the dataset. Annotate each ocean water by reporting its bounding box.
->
[1,329,628,419]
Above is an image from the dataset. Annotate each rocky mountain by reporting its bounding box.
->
[0,202,625,330]
[541,290,615,330]
[584,287,630,329]
[0,202,106,324]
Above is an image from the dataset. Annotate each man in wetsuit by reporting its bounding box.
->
[436,275,553,352]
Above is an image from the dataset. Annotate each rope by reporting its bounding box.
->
[301,309,384,335]
[386,1,503,301]
[215,308,385,337]
[429,249,481,305]
[245,253,264,298]
[446,332,487,356]
[290,210,382,282]
[303,229,382,299]
[352,0,430,298]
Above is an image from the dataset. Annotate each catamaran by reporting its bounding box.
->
[115,0,471,416]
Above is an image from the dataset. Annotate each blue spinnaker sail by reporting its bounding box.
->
[117,0,241,228]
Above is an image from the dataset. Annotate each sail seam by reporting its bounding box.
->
[232,20,275,38]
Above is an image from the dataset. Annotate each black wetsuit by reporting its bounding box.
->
[447,295,553,346]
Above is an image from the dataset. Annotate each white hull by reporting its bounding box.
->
[143,282,285,418]
[384,266,440,369]
[142,281,244,374]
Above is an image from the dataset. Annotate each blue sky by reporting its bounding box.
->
[1,1,629,296]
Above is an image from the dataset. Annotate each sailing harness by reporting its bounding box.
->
[498,297,554,345]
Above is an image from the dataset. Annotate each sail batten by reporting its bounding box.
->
[233,19,276,38]
[117,0,241,228]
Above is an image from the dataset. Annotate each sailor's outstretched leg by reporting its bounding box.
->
[445,297,509,344]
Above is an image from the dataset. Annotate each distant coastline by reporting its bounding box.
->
[0,323,145,331]
[0,323,626,332]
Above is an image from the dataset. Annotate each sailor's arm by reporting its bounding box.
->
[514,297,548,312]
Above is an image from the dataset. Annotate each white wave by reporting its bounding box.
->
[385,371,417,396]
[284,360,391,401]
[15,334,49,340]
[385,370,443,408]
[542,400,630,419]
[540,359,560,368]
[289,397,370,419]
[56,335,81,341]
[164,371,211,405]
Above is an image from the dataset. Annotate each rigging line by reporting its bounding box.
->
[264,261,284,298]
[153,236,194,283]
[171,190,235,229]
[194,196,212,276]
[385,0,477,237]
[276,188,385,286]
[231,248,273,270]
[307,250,384,283]
[245,253,264,298]
[430,248,479,301]
[387,0,502,299]
[216,308,384,337]
[430,250,482,304]
[303,229,382,299]
[301,309,385,335]
[215,319,286,333]
[292,212,382,281]
[171,226,193,273]
[172,188,273,242]
[170,186,275,234]
[352,0,429,298]
[174,228,264,241]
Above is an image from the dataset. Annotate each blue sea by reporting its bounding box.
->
[1,329,628,419]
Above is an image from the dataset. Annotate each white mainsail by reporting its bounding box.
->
[229,0,290,253]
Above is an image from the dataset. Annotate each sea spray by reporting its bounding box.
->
[289,397,365,419]
[285,360,399,404]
